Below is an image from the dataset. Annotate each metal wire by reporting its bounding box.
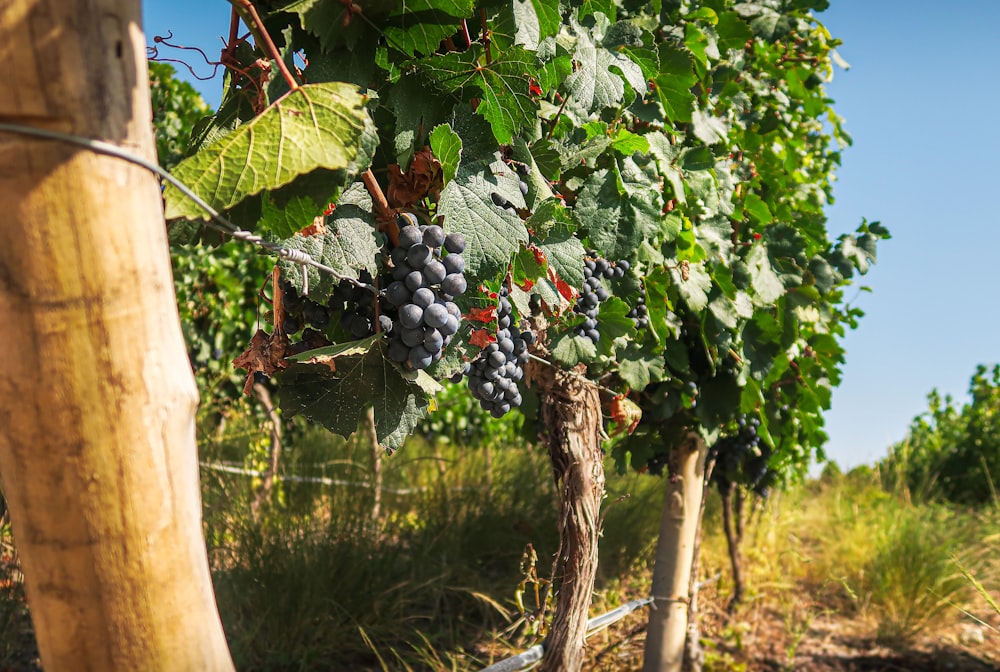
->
[0,121,377,294]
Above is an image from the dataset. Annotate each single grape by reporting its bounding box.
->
[444,233,466,254]
[441,273,467,296]
[443,254,465,274]
[399,304,424,329]
[405,270,425,292]
[423,302,449,328]
[397,224,422,249]
[407,244,432,269]
[386,281,410,306]
[387,339,409,363]
[412,287,435,308]
[378,315,394,333]
[423,225,446,248]
[401,327,424,347]
[409,345,433,370]
[423,260,447,285]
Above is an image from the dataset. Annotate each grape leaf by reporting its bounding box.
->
[429,124,463,185]
[618,342,666,389]
[259,193,320,240]
[537,223,585,291]
[277,183,381,299]
[437,158,528,279]
[278,337,433,451]
[512,0,542,50]
[565,16,646,113]
[574,164,661,261]
[420,46,540,144]
[164,82,369,220]
[747,243,785,304]
[550,332,597,367]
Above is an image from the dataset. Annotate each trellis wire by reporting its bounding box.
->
[0,122,376,294]
[480,597,654,672]
[0,123,633,390]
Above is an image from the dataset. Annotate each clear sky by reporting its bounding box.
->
[141,1,1000,470]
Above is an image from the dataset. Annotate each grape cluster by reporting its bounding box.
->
[384,213,468,370]
[573,254,628,344]
[328,271,387,338]
[710,415,775,497]
[628,286,649,330]
[466,286,535,418]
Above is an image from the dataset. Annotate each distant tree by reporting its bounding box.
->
[883,364,1000,506]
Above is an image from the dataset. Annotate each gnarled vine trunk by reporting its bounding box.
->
[0,1,234,669]
[642,432,708,672]
[530,361,604,672]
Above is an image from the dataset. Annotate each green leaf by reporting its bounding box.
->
[277,183,381,299]
[512,0,542,50]
[654,45,696,124]
[574,164,661,261]
[747,243,785,304]
[618,343,667,389]
[164,82,369,220]
[550,332,597,367]
[716,11,753,53]
[437,158,529,279]
[259,193,319,239]
[565,16,646,113]
[674,262,712,312]
[429,124,463,185]
[420,46,540,145]
[279,337,434,452]
[743,192,773,225]
[691,106,728,145]
[538,223,586,290]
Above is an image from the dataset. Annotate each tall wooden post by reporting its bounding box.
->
[0,1,235,669]
[643,432,708,672]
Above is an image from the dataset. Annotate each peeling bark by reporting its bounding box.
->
[528,359,605,672]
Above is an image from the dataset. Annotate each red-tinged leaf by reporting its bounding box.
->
[610,395,642,436]
[232,329,290,396]
[467,305,498,323]
[517,278,535,291]
[550,266,577,303]
[530,244,547,266]
[469,328,497,348]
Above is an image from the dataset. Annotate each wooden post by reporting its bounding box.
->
[643,432,708,672]
[0,1,235,669]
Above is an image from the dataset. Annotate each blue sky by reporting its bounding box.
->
[142,2,1000,469]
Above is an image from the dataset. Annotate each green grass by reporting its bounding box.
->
[1,406,997,670]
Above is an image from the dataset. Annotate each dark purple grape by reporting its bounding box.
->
[378,315,394,333]
[397,223,422,248]
[441,274,467,296]
[405,270,425,292]
[407,244,432,269]
[401,327,424,347]
[409,345,433,370]
[423,225,446,248]
[443,254,465,274]
[444,233,466,254]
[412,287,435,308]
[386,281,410,306]
[423,303,449,328]
[399,304,424,329]
[423,260,446,285]
[387,339,409,362]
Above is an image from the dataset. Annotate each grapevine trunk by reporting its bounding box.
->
[530,359,605,672]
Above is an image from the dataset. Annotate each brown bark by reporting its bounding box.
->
[530,362,604,672]
[0,2,234,669]
[642,432,708,672]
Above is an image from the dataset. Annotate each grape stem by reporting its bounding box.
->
[525,353,621,398]
[362,168,392,220]
[234,0,300,92]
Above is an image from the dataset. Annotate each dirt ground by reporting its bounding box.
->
[583,591,1000,672]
